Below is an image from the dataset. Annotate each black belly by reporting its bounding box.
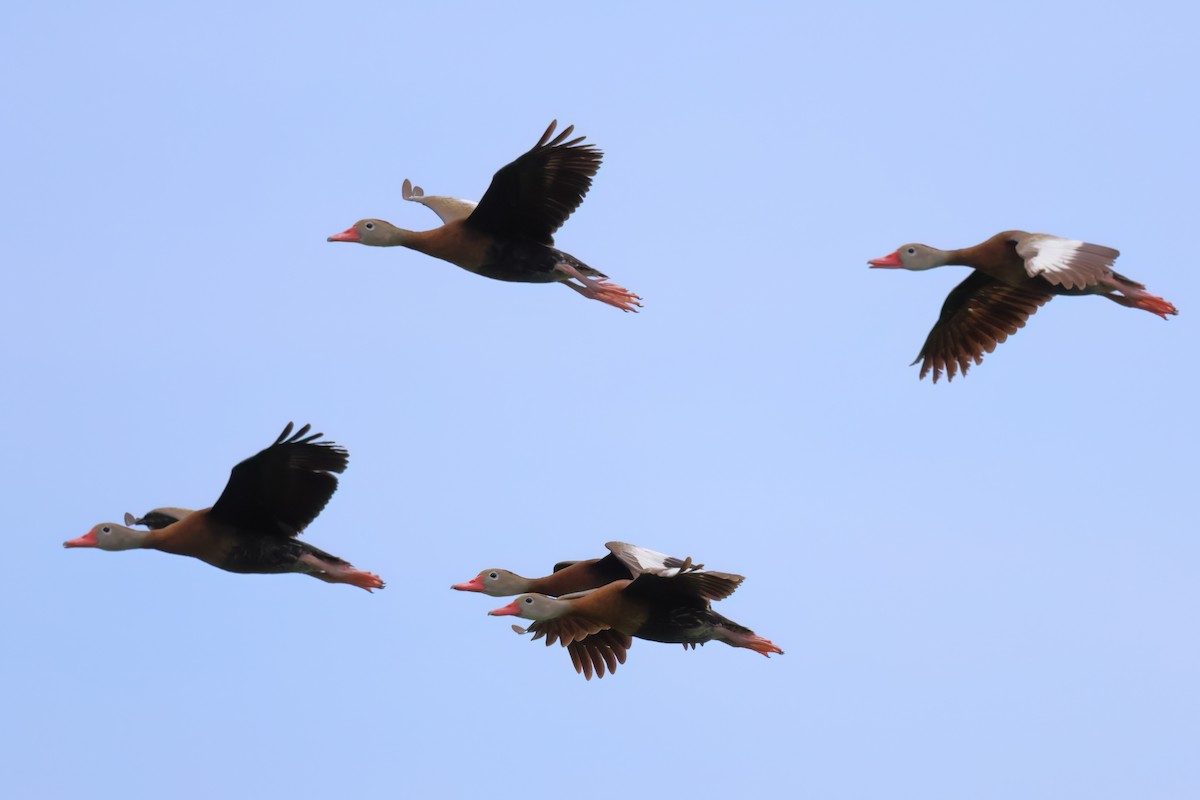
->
[634,606,719,645]
[476,240,562,283]
[220,536,347,575]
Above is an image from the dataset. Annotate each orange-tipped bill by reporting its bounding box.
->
[327,226,360,243]
[64,530,98,548]
[452,576,485,592]
[488,600,521,616]
[868,251,903,268]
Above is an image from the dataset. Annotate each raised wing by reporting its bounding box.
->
[402,178,477,224]
[608,542,742,600]
[606,541,709,578]
[913,270,1054,383]
[1015,234,1118,290]
[208,422,348,538]
[465,120,602,245]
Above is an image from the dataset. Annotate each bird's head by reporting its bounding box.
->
[868,243,947,271]
[451,568,529,596]
[64,523,150,551]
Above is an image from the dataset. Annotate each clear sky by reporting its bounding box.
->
[2,2,1197,798]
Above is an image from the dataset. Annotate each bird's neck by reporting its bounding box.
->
[527,562,593,596]
[920,247,963,269]
[944,247,986,269]
[380,227,418,247]
[144,512,221,560]
[542,598,573,619]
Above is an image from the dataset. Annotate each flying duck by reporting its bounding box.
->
[869,231,1177,381]
[65,423,384,591]
[328,121,641,311]
[452,541,721,597]
[489,570,781,679]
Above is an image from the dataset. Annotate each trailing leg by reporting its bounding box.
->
[555,262,642,312]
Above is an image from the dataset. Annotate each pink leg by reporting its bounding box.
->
[299,554,386,592]
[554,264,642,312]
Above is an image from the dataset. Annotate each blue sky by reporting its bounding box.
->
[2,2,1197,798]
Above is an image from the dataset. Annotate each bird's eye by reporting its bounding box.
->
[906,247,916,255]
[364,222,375,230]
[488,572,499,580]
[524,597,534,604]
[101,526,111,534]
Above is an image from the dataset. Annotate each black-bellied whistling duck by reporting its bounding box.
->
[489,571,782,680]
[327,121,642,312]
[869,231,1178,382]
[64,423,384,591]
[451,541,727,597]
[124,507,193,530]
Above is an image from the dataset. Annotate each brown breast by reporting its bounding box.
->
[405,221,493,272]
[148,510,237,567]
[958,231,1031,285]
[571,580,651,634]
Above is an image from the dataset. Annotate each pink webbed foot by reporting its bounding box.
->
[300,554,386,593]
[742,635,784,657]
[722,628,784,657]
[1108,291,1178,319]
[587,279,643,312]
[1133,294,1178,319]
[554,263,643,312]
[335,568,386,592]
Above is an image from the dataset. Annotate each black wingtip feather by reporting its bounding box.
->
[208,423,350,536]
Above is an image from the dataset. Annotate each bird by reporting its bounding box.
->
[868,231,1178,382]
[65,423,384,591]
[327,120,641,311]
[451,541,726,597]
[488,570,782,680]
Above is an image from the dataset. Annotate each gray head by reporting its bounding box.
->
[327,219,408,246]
[487,593,569,620]
[64,523,151,551]
[450,568,531,596]
[868,243,950,271]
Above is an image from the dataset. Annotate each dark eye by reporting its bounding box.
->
[101,526,111,533]
[906,247,916,255]
[364,222,375,230]
[488,572,498,580]
[524,597,533,604]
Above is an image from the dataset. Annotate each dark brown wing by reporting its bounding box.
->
[566,630,632,680]
[526,615,610,648]
[208,423,348,538]
[622,571,746,605]
[464,120,602,245]
[526,619,629,679]
[913,270,1054,383]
